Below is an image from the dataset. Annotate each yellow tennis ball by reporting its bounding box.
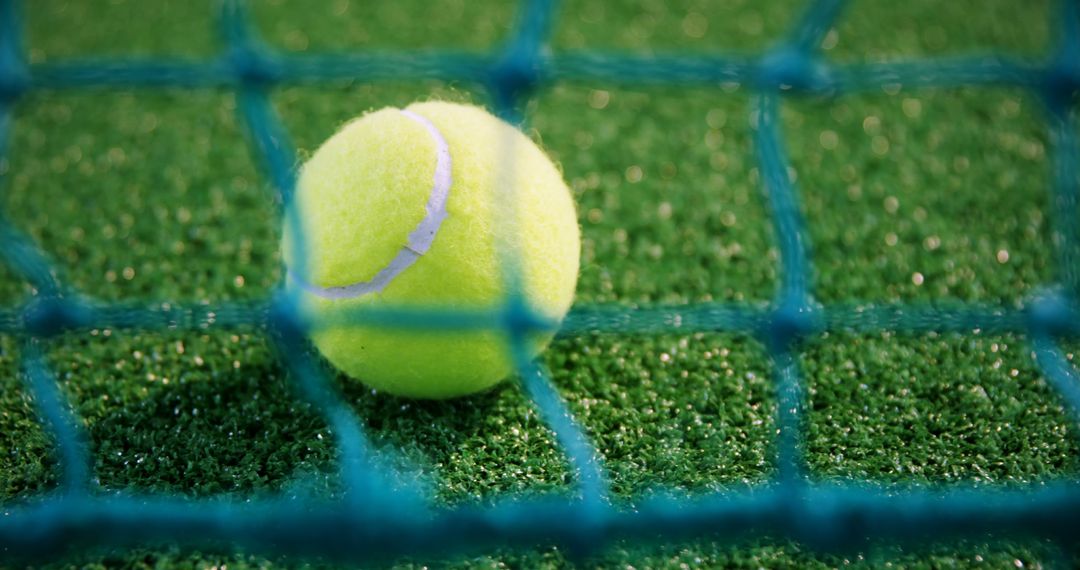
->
[282,101,580,399]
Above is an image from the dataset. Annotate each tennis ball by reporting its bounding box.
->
[282,101,580,399]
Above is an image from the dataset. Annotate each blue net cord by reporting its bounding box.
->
[0,0,1076,563]
[490,0,612,512]
[19,337,91,495]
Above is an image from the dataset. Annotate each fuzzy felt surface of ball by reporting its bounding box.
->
[282,101,580,399]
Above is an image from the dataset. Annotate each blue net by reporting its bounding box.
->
[0,0,1079,563]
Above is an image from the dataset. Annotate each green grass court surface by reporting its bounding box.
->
[3,0,1079,567]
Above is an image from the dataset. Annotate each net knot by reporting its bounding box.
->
[228,46,280,86]
[23,297,89,337]
[268,291,305,336]
[0,52,28,102]
[788,485,872,552]
[501,295,553,337]
[766,299,820,348]
[1027,289,1079,337]
[757,49,832,93]
[490,48,544,106]
[1042,57,1080,111]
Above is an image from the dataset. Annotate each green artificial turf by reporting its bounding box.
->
[3,0,1078,568]
[784,87,1053,304]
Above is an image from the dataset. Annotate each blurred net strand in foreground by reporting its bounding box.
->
[0,0,1078,562]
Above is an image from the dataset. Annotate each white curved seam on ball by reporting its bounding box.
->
[292,108,452,300]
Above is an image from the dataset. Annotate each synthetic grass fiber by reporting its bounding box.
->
[1,0,1080,568]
